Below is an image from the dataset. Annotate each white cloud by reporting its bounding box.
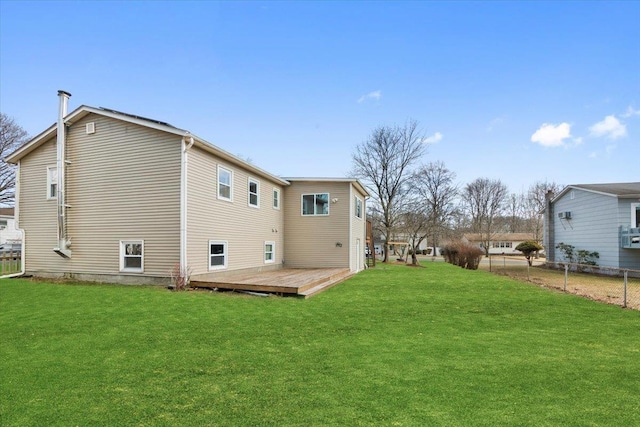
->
[573,137,583,145]
[530,122,572,147]
[422,132,443,144]
[357,90,382,104]
[589,115,626,139]
[622,106,640,118]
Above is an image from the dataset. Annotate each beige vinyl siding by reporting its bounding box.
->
[20,113,182,278]
[19,137,61,274]
[350,184,367,272]
[186,146,285,277]
[283,181,351,268]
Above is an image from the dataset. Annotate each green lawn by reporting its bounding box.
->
[1,263,638,426]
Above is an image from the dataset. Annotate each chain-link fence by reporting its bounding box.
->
[480,256,640,310]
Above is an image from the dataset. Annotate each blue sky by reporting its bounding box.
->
[1,1,639,194]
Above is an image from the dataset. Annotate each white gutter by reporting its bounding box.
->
[1,161,26,278]
[180,133,195,277]
[54,90,72,258]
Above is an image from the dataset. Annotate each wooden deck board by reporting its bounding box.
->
[190,268,352,297]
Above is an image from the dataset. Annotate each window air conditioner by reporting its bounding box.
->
[558,211,572,219]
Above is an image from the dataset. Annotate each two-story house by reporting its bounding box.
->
[5,91,369,293]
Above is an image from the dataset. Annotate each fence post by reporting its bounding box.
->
[489,255,492,272]
[526,260,530,281]
[623,270,628,308]
[564,264,568,292]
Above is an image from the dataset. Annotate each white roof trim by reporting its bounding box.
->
[551,184,631,203]
[6,105,289,186]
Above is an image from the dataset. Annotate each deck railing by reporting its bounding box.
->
[0,251,22,275]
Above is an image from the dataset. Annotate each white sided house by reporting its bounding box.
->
[0,208,22,244]
[462,233,536,255]
[6,91,369,289]
[543,183,640,270]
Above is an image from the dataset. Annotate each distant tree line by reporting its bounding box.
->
[351,119,562,264]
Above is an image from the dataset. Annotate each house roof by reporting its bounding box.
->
[6,105,290,186]
[463,233,535,242]
[552,182,640,202]
[284,177,371,197]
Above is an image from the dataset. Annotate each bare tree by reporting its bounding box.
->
[352,119,426,262]
[463,177,508,256]
[526,180,562,242]
[504,192,527,233]
[413,161,459,256]
[0,113,29,205]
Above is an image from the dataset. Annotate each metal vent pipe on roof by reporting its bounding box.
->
[54,90,72,258]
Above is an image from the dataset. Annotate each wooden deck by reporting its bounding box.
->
[190,268,353,298]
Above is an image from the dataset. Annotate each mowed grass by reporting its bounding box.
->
[1,263,639,427]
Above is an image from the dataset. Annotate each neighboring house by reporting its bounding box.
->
[462,233,536,255]
[5,91,369,284]
[0,208,22,244]
[543,182,640,269]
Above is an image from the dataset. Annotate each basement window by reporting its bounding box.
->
[120,241,144,273]
[264,241,275,263]
[209,240,228,270]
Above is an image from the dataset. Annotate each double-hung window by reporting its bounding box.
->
[355,196,363,219]
[302,193,329,216]
[47,166,58,199]
[273,188,280,210]
[209,240,228,270]
[248,178,260,208]
[120,241,144,273]
[264,241,275,263]
[218,166,233,201]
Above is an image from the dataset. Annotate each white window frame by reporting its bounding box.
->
[355,196,363,219]
[273,188,281,210]
[301,193,330,216]
[209,240,228,270]
[47,166,58,200]
[119,240,144,273]
[248,177,260,208]
[264,241,275,264]
[217,165,233,202]
[632,203,640,229]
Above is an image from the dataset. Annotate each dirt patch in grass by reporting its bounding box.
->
[482,263,640,310]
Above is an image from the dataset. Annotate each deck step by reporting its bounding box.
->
[296,269,351,294]
[298,271,353,298]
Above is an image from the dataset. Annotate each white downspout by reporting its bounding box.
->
[0,161,26,278]
[54,90,72,258]
[180,133,194,277]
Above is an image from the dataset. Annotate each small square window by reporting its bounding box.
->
[209,240,228,270]
[264,241,275,263]
[47,166,58,199]
[120,240,144,273]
